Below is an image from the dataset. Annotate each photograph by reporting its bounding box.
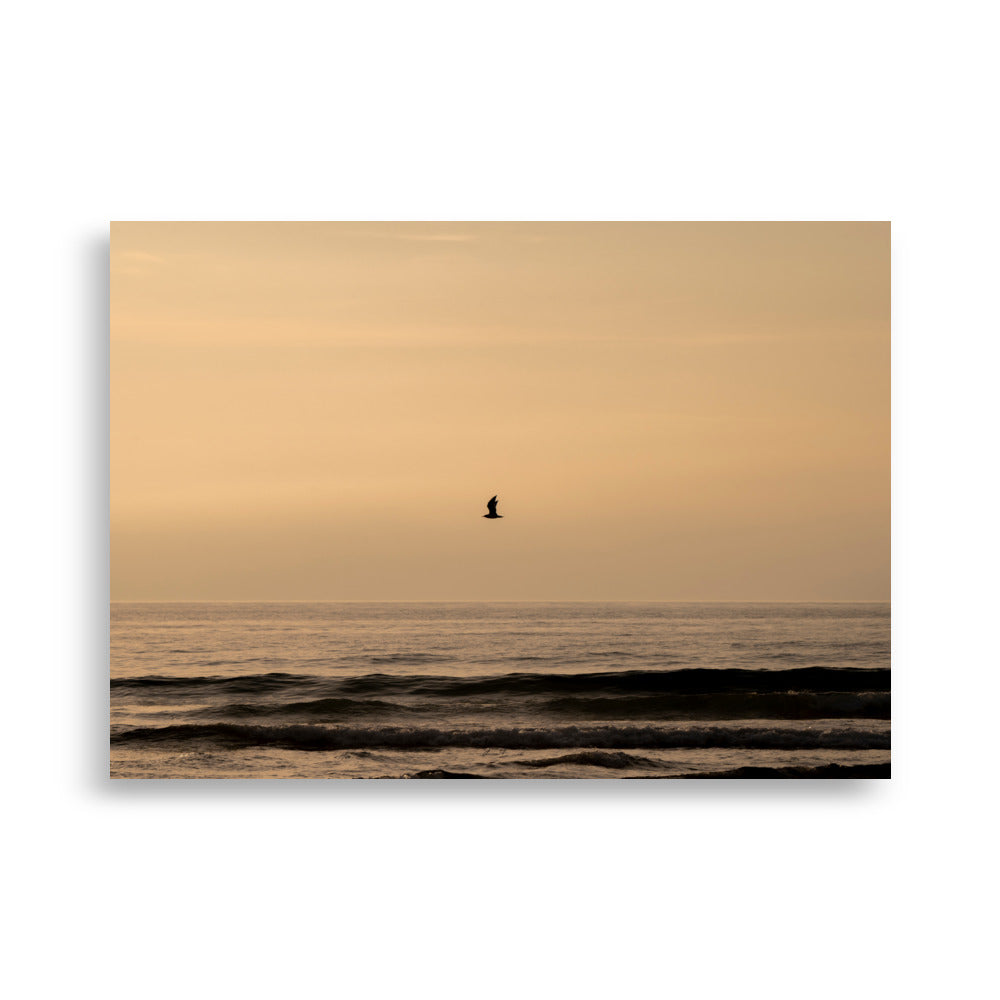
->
[111,221,889,779]
[14,4,999,995]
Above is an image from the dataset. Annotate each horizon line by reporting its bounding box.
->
[110,598,891,604]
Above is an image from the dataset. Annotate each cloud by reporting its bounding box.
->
[376,233,477,243]
[332,228,478,243]
[113,250,167,275]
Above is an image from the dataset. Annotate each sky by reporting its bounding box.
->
[111,222,889,601]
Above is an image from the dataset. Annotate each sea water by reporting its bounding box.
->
[110,602,890,779]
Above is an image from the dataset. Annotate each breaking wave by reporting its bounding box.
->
[112,665,889,699]
[542,691,889,720]
[111,722,889,752]
[677,762,891,779]
[514,750,665,770]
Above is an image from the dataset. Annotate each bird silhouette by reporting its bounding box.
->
[483,495,503,519]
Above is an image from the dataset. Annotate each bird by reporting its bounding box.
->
[483,495,503,519]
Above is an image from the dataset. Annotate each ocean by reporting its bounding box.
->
[110,602,890,779]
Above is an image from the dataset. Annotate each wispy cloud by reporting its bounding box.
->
[334,228,478,244]
[113,250,167,276]
[376,233,477,243]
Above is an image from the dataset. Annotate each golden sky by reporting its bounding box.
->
[111,222,889,600]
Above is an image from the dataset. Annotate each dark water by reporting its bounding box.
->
[110,602,890,778]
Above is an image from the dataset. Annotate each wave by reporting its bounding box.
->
[514,750,664,770]
[112,665,889,700]
[542,691,890,720]
[195,698,412,720]
[363,653,457,665]
[111,722,889,752]
[134,689,889,724]
[334,666,890,698]
[112,671,310,694]
[174,688,888,723]
[407,770,487,779]
[675,762,891,779]
[403,760,890,779]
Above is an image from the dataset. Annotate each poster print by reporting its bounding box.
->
[111,223,889,779]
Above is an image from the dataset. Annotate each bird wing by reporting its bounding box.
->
[487,496,498,514]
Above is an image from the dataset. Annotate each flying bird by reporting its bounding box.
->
[483,495,503,519]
